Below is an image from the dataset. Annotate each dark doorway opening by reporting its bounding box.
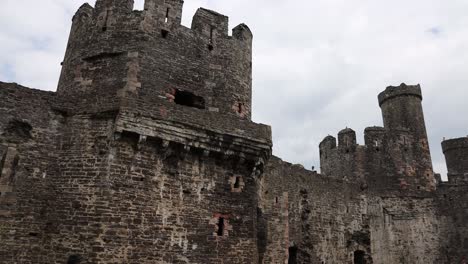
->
[288,246,298,264]
[354,250,366,264]
[174,89,205,110]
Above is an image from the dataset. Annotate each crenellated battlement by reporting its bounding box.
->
[58,0,254,119]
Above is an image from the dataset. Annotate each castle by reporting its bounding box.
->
[0,1,467,263]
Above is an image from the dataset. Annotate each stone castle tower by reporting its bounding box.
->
[0,1,467,264]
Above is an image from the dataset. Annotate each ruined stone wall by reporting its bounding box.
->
[41,111,266,263]
[260,157,457,264]
[0,82,64,263]
[260,157,371,264]
[368,196,447,264]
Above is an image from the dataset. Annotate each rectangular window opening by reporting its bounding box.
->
[217,217,225,236]
[161,29,169,38]
[174,89,206,110]
[234,176,240,188]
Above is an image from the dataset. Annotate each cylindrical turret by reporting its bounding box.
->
[442,137,468,182]
[378,83,427,138]
[378,84,435,191]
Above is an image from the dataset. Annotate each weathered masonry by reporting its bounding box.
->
[0,0,467,263]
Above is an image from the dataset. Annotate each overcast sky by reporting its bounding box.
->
[1,0,467,179]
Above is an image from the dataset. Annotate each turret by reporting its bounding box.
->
[378,84,435,191]
[56,0,254,119]
[442,137,468,183]
[364,126,385,151]
[319,136,336,176]
[338,128,357,150]
[378,83,427,138]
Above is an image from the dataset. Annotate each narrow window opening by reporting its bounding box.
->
[217,217,225,236]
[354,250,366,264]
[208,26,215,51]
[275,197,279,204]
[161,29,169,38]
[10,155,19,180]
[165,8,170,23]
[0,153,6,178]
[210,26,215,43]
[174,89,206,109]
[67,255,82,264]
[288,246,298,264]
[234,177,240,188]
[237,102,243,114]
[102,10,110,32]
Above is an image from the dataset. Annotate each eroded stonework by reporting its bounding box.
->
[0,1,466,263]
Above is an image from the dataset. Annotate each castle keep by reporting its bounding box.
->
[0,1,466,263]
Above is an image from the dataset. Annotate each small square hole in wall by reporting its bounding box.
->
[161,29,169,38]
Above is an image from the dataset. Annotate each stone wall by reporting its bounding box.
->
[0,82,63,263]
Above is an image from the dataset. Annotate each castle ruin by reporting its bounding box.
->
[0,1,467,263]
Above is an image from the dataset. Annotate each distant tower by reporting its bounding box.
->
[378,83,436,191]
[442,137,468,184]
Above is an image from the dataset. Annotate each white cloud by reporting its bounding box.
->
[1,0,468,179]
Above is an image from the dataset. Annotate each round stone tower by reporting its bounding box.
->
[378,83,427,137]
[57,0,254,119]
[442,137,468,183]
[378,83,435,191]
